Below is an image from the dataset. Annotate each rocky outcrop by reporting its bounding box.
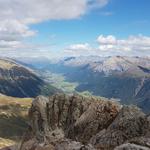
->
[18,94,150,150]
[20,138,95,150]
[90,105,150,149]
[114,143,150,150]
[67,98,121,143]
[27,94,120,143]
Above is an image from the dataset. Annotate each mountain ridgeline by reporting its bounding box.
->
[17,56,150,113]
[0,58,58,98]
[57,56,150,113]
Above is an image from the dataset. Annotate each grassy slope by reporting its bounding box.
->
[0,59,16,70]
[0,94,32,148]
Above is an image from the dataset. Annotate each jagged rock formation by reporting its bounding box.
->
[29,94,120,144]
[13,94,150,150]
[114,143,150,150]
[90,105,150,149]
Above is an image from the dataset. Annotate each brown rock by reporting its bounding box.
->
[20,94,150,150]
[55,139,95,150]
[67,99,121,143]
[114,143,150,150]
[35,144,55,150]
[29,94,120,144]
[90,105,150,149]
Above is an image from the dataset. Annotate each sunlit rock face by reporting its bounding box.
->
[29,94,120,143]
[14,94,150,150]
[90,105,150,149]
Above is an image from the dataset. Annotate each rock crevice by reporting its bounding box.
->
[19,94,150,150]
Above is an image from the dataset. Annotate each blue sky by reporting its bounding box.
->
[0,0,150,58]
[31,0,150,40]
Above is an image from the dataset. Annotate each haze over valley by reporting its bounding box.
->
[14,56,150,113]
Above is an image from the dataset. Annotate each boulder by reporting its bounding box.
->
[29,94,120,144]
[114,143,150,150]
[90,105,150,149]
[19,94,150,150]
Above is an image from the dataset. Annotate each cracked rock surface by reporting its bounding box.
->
[8,94,150,150]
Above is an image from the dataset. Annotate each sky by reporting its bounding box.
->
[0,0,150,58]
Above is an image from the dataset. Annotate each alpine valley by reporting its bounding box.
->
[16,56,150,113]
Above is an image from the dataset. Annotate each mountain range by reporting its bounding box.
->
[0,58,58,98]
[0,56,150,149]
[16,56,150,113]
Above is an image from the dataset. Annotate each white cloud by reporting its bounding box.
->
[63,35,150,57]
[0,20,36,42]
[0,20,36,50]
[0,0,109,53]
[68,43,91,50]
[97,35,117,45]
[0,41,22,49]
[0,0,109,24]
[0,0,87,24]
[97,35,150,53]
[64,43,93,56]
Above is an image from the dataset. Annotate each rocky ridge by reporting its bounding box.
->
[4,94,150,150]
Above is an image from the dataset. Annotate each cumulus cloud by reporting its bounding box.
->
[97,35,117,45]
[64,43,93,56]
[97,35,150,52]
[0,20,36,42]
[63,35,150,57]
[0,0,109,24]
[0,20,36,50]
[0,0,88,24]
[68,43,91,50]
[0,0,109,53]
